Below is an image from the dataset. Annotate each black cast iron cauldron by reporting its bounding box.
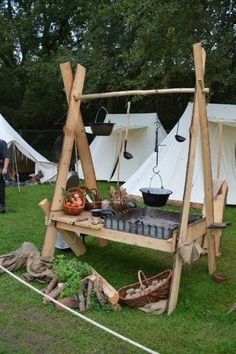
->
[90,122,115,136]
[139,187,173,207]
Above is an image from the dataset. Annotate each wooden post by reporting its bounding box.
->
[60,62,108,248]
[60,62,97,190]
[42,64,86,258]
[168,42,208,315]
[75,87,209,101]
[167,98,200,315]
[212,181,228,256]
[202,180,228,256]
[193,43,216,274]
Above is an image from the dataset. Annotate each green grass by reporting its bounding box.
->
[0,183,235,354]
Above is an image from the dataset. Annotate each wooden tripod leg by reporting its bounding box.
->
[41,64,86,258]
[40,199,87,257]
[194,43,216,274]
[167,253,183,315]
[60,62,108,249]
[58,229,87,256]
[40,199,58,258]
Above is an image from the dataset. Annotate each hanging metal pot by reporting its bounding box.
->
[140,187,172,207]
[91,122,114,136]
[140,170,172,207]
[90,106,115,136]
[140,123,172,207]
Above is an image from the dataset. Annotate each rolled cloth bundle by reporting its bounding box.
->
[0,242,54,282]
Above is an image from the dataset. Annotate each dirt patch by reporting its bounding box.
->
[0,325,77,354]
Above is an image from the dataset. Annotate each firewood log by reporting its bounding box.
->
[44,276,58,295]
[78,291,86,312]
[92,269,119,305]
[43,282,65,304]
[94,276,107,304]
[85,279,94,310]
[55,295,80,310]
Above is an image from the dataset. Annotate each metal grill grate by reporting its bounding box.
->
[104,208,202,240]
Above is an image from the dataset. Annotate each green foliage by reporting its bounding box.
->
[0,0,235,134]
[53,254,92,298]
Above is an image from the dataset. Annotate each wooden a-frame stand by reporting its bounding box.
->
[40,43,228,315]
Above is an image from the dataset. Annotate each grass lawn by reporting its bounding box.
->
[0,183,235,354]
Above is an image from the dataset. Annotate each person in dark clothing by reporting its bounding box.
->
[0,139,10,213]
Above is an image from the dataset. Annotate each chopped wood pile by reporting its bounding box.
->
[42,269,120,312]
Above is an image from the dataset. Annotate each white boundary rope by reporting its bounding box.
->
[0,265,160,354]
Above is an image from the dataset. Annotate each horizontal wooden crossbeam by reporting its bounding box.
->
[74,87,209,101]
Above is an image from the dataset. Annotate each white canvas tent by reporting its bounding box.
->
[123,103,236,205]
[0,113,58,183]
[78,113,166,182]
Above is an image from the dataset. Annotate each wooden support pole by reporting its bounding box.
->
[57,229,87,256]
[60,62,107,248]
[60,62,97,190]
[202,180,228,256]
[75,87,209,101]
[167,97,200,315]
[193,43,216,274]
[42,64,86,258]
[211,181,228,256]
[168,42,207,315]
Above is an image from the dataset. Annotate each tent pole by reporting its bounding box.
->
[74,141,79,177]
[13,144,20,193]
[217,122,223,179]
[116,130,123,187]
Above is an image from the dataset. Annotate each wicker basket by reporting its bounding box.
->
[63,187,85,216]
[79,186,103,210]
[118,269,172,308]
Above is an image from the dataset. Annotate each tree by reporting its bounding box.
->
[0,0,86,128]
[0,0,235,133]
[76,0,235,128]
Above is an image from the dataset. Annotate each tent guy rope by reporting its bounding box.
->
[0,264,160,354]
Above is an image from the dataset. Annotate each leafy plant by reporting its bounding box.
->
[61,188,74,202]
[53,255,92,298]
[109,186,128,201]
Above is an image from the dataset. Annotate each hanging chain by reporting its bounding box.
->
[148,120,165,189]
[154,121,160,166]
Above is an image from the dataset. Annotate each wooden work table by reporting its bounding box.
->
[49,209,206,256]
